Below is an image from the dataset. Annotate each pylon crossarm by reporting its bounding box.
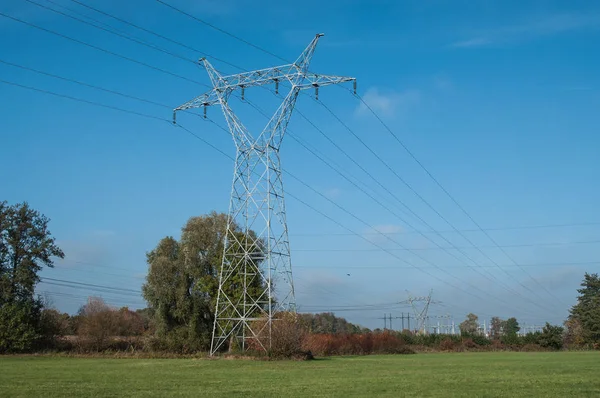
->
[297,74,356,90]
[173,89,221,113]
[220,64,299,89]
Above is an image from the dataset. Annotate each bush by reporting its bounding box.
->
[521,331,542,345]
[468,334,492,346]
[521,344,545,352]
[461,338,478,349]
[439,338,455,351]
[538,323,564,350]
[372,331,406,354]
[249,312,310,359]
[301,331,412,357]
[490,339,504,351]
[39,308,70,349]
[0,299,42,353]
[77,297,118,351]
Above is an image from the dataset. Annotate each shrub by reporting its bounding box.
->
[77,297,118,351]
[250,312,309,359]
[469,334,491,346]
[0,299,43,353]
[521,331,542,345]
[39,308,70,349]
[372,331,406,354]
[439,338,455,351]
[521,344,545,352]
[538,323,565,350]
[301,331,412,357]
[461,338,478,349]
[490,339,504,351]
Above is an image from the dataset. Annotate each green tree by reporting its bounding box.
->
[568,273,600,345]
[490,316,504,339]
[502,317,520,335]
[0,201,64,353]
[459,313,479,335]
[501,317,520,345]
[538,322,564,350]
[142,212,265,352]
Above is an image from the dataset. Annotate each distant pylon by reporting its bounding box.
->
[405,289,440,334]
[174,34,356,355]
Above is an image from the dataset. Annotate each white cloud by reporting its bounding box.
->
[355,87,421,118]
[450,13,600,48]
[450,38,491,48]
[365,224,404,235]
[324,188,341,200]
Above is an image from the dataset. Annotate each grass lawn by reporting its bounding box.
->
[1,352,599,397]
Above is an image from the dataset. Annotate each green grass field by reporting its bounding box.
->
[1,352,599,397]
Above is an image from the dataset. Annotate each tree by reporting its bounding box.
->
[299,312,365,334]
[77,297,118,351]
[490,317,504,339]
[501,317,520,345]
[459,313,479,335]
[538,323,564,350]
[142,212,266,352]
[502,317,520,335]
[0,201,64,352]
[568,273,600,345]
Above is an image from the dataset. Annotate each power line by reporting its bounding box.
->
[294,239,600,252]
[23,0,546,310]
[0,11,207,87]
[62,0,244,71]
[222,92,554,312]
[143,11,573,313]
[0,58,170,109]
[155,0,288,64]
[25,0,197,66]
[2,59,556,317]
[317,98,564,307]
[206,99,534,310]
[0,78,168,122]
[41,277,141,294]
[294,260,600,269]
[291,221,600,236]
[351,90,570,306]
[249,93,543,308]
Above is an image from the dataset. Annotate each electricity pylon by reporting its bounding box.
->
[404,289,439,334]
[173,34,356,355]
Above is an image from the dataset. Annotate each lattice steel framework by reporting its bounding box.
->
[173,34,356,354]
[405,290,439,334]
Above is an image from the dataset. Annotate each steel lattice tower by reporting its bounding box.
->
[405,290,439,334]
[173,34,356,354]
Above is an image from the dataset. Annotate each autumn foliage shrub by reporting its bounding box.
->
[439,338,455,351]
[302,331,413,357]
[250,312,310,359]
[461,338,478,349]
[489,339,504,351]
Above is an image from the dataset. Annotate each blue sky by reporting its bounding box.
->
[1,0,599,330]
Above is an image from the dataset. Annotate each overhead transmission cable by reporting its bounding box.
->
[153,1,569,306]
[2,8,559,314]
[60,0,244,71]
[0,11,208,87]
[316,99,557,304]
[241,96,550,311]
[1,73,552,317]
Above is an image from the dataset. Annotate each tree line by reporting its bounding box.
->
[1,201,599,355]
